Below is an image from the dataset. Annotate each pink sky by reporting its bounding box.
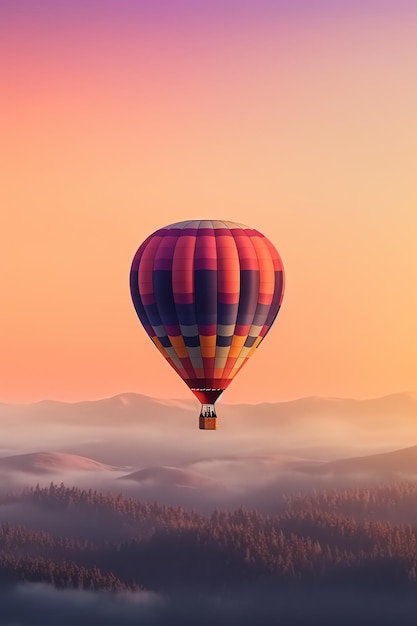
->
[1,1,416,403]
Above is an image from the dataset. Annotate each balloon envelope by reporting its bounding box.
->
[130,220,284,411]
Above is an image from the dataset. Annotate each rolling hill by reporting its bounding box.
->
[299,444,417,477]
[0,451,123,475]
[120,465,220,488]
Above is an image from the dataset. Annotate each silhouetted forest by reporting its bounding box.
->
[2,482,417,593]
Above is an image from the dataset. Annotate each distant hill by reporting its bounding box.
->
[1,392,417,469]
[120,465,219,489]
[1,391,416,433]
[0,393,185,428]
[300,444,417,477]
[0,451,122,475]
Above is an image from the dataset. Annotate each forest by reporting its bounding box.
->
[2,482,417,594]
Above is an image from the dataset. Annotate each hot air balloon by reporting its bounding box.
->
[130,220,284,429]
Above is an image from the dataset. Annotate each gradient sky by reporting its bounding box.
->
[1,0,416,404]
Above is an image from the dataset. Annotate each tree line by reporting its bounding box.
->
[2,482,417,592]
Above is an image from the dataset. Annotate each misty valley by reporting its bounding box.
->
[1,392,417,624]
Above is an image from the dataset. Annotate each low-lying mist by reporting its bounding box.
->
[2,583,417,626]
[0,392,417,513]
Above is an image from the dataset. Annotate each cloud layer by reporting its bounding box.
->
[2,583,417,626]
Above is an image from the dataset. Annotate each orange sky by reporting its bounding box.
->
[1,1,416,403]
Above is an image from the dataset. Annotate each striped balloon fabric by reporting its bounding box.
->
[130,220,284,423]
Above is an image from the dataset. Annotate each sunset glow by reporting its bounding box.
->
[1,0,416,403]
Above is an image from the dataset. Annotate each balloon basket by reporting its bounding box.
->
[199,404,217,429]
[199,416,217,430]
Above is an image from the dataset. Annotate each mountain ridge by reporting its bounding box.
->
[1,391,416,430]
